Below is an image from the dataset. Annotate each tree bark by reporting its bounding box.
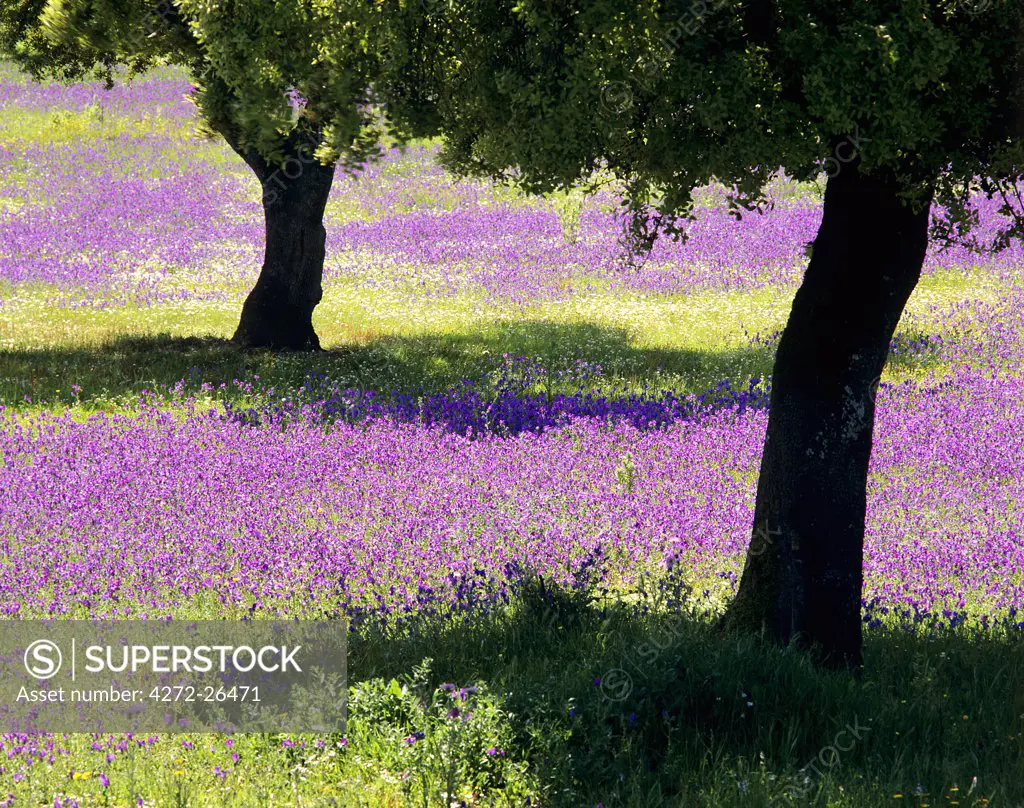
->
[232,146,336,350]
[723,164,933,671]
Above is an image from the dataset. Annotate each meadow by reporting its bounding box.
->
[0,65,1022,807]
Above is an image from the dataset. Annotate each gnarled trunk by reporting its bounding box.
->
[723,164,932,671]
[233,149,336,350]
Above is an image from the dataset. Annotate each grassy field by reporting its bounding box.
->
[0,66,1021,807]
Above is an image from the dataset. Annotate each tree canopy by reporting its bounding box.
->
[4,0,398,165]
[405,0,1023,241]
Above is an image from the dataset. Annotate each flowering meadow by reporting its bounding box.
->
[0,65,1022,807]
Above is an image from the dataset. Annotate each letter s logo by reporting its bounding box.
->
[24,640,62,679]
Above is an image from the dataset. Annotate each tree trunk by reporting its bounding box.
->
[723,164,933,671]
[232,149,336,350]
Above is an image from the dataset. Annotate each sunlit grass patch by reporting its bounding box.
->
[0,104,175,141]
[0,257,1011,416]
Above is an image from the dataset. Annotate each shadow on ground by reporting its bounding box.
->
[0,322,779,410]
[344,585,1024,807]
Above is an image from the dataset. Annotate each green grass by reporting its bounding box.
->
[6,587,1022,806]
[0,104,178,142]
[0,266,984,416]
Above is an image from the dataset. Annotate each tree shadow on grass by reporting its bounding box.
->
[344,586,1024,807]
[0,321,778,411]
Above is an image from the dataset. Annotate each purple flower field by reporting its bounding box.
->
[5,73,1022,310]
[2,55,1024,808]
[1,363,1022,626]
[1,71,1023,630]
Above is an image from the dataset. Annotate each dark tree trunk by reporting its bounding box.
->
[723,164,933,671]
[232,147,336,350]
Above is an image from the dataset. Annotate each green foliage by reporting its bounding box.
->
[347,661,538,805]
[615,451,638,495]
[392,0,1024,246]
[0,0,117,80]
[0,0,406,168]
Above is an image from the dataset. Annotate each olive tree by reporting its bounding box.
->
[1,0,404,349]
[398,0,1024,668]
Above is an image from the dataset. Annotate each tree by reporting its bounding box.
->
[1,0,398,349]
[400,0,1024,668]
